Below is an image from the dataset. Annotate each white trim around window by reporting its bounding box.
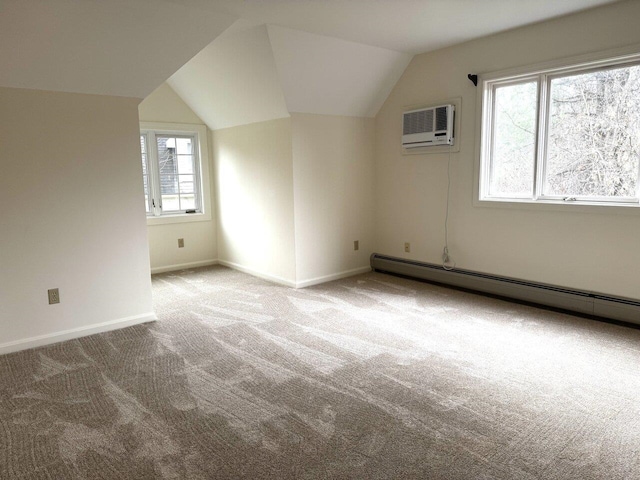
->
[474,44,640,214]
[140,122,211,225]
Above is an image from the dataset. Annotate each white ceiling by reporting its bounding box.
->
[0,0,620,105]
[167,22,412,128]
[267,26,411,118]
[0,0,236,98]
[160,0,620,54]
[168,25,290,130]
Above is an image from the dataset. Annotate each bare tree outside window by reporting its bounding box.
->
[546,65,640,199]
[481,55,640,206]
[491,81,537,197]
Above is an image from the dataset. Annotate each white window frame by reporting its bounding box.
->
[476,45,640,212]
[140,122,211,225]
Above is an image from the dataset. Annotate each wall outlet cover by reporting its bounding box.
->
[48,288,60,305]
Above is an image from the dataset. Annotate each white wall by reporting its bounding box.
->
[375,0,640,300]
[0,87,155,353]
[138,83,217,273]
[213,118,297,285]
[292,113,375,286]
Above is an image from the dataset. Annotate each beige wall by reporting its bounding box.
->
[292,113,375,286]
[138,83,204,125]
[138,83,217,272]
[213,118,297,285]
[0,87,154,353]
[375,0,640,300]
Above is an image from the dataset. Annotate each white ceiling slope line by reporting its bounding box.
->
[267,25,412,118]
[0,0,237,98]
[168,24,290,131]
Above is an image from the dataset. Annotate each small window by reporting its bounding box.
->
[479,52,640,207]
[140,123,210,221]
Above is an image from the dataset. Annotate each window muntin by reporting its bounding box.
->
[141,128,203,217]
[480,54,640,207]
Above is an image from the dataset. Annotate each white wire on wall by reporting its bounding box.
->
[442,145,455,271]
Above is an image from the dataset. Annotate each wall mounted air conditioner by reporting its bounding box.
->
[402,104,454,148]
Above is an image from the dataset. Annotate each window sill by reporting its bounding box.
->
[473,197,640,216]
[146,212,212,226]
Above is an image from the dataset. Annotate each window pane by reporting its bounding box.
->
[142,129,204,216]
[545,65,640,198]
[181,195,196,211]
[490,81,538,198]
[141,133,150,212]
[157,139,178,175]
[177,154,194,174]
[160,174,178,195]
[179,175,195,194]
[143,175,150,213]
[162,195,180,212]
[176,137,193,155]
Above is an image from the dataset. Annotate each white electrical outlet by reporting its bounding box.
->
[48,288,60,305]
[354,240,359,251]
[404,242,410,253]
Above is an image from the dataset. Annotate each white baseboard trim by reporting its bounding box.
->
[218,260,296,288]
[295,266,372,289]
[0,312,157,356]
[151,259,218,274]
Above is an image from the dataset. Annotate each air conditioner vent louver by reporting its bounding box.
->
[402,104,454,148]
[403,109,433,135]
[435,107,448,131]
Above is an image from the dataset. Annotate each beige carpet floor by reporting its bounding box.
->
[1,265,640,479]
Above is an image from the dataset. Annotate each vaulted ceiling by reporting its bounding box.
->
[167,0,620,54]
[0,0,236,98]
[168,23,412,128]
[1,0,621,126]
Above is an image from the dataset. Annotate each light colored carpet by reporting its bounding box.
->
[1,265,640,479]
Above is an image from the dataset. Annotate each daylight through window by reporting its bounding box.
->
[140,127,203,217]
[480,53,640,206]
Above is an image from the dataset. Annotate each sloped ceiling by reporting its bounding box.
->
[267,25,411,118]
[158,0,619,54]
[167,23,411,129]
[4,0,618,123]
[0,0,236,98]
[167,24,289,131]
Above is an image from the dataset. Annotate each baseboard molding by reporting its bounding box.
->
[0,312,157,356]
[295,266,372,289]
[218,260,296,287]
[151,259,218,274]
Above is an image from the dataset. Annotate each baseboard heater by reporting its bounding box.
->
[370,253,640,326]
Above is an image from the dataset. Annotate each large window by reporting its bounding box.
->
[479,51,640,207]
[140,123,210,222]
